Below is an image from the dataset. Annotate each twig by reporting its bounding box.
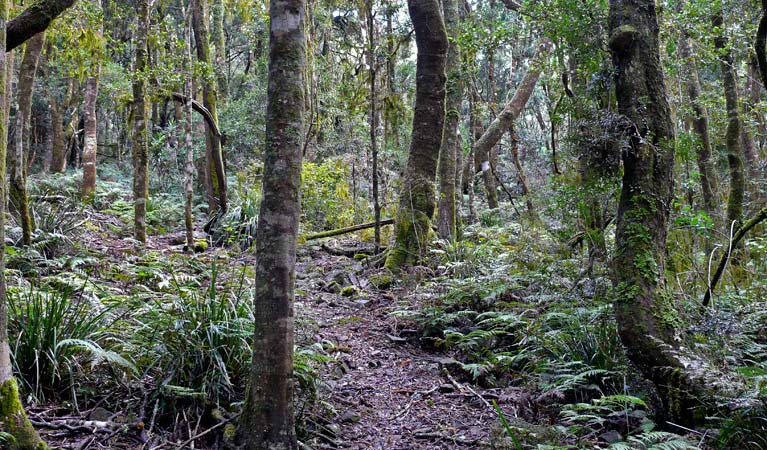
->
[173,413,240,449]
[442,369,492,409]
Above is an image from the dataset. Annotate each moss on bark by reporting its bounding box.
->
[0,378,47,450]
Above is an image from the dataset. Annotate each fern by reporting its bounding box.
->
[56,338,137,373]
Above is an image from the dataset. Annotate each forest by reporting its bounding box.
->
[0,0,766,448]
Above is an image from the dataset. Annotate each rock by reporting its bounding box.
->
[599,430,623,444]
[338,410,360,423]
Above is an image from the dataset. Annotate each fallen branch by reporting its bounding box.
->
[702,207,767,307]
[304,218,394,241]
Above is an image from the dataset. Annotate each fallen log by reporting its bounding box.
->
[304,218,394,241]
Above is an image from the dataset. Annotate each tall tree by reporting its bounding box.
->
[0,16,50,450]
[82,0,103,203]
[184,16,194,251]
[237,0,305,446]
[609,0,706,424]
[713,5,744,228]
[383,0,448,270]
[367,0,381,252]
[132,0,152,243]
[191,0,227,216]
[679,35,717,216]
[11,32,45,245]
[436,0,462,240]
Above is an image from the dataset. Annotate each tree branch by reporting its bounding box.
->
[170,92,223,139]
[7,0,77,51]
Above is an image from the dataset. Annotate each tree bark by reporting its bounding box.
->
[713,10,744,228]
[383,0,447,271]
[12,31,44,245]
[211,0,227,98]
[609,0,707,425]
[184,16,194,250]
[81,0,102,203]
[6,0,76,51]
[436,0,462,240]
[367,0,381,252]
[0,0,48,446]
[132,0,152,243]
[237,0,305,446]
[678,35,717,216]
[191,0,227,215]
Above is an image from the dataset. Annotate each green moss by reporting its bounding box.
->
[368,271,394,289]
[193,240,208,253]
[340,286,356,297]
[0,378,47,450]
[384,209,433,271]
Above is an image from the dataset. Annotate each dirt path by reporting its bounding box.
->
[297,247,521,449]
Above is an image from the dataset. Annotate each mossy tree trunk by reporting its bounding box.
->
[436,0,462,240]
[211,0,227,99]
[236,0,305,446]
[383,0,448,271]
[713,8,744,229]
[0,13,49,450]
[366,0,381,252]
[184,17,194,250]
[678,35,717,217]
[192,0,227,216]
[11,31,44,245]
[81,0,103,203]
[131,0,152,243]
[609,0,707,425]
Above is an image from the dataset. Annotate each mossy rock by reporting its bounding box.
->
[368,271,394,289]
[193,240,209,253]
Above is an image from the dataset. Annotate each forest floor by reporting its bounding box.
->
[12,180,728,449]
[295,243,521,449]
[24,227,524,449]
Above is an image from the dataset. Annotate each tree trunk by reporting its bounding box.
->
[11,31,44,245]
[0,10,48,450]
[367,0,381,252]
[383,0,447,271]
[184,17,194,250]
[211,0,227,98]
[82,0,102,203]
[436,0,461,240]
[192,0,227,215]
[678,36,717,216]
[471,40,550,175]
[49,92,65,173]
[237,0,305,446]
[509,126,534,215]
[609,0,707,425]
[713,11,744,228]
[132,0,152,243]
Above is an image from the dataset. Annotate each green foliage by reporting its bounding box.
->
[123,261,254,403]
[7,286,125,401]
[301,159,359,231]
[607,431,698,450]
